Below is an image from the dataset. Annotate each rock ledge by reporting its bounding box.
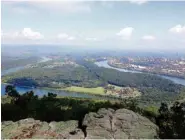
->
[2,108,158,139]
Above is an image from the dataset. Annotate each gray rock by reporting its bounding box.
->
[1,119,84,139]
[82,108,158,139]
[1,108,158,139]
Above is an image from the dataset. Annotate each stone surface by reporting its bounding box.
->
[1,108,158,139]
[1,118,84,139]
[82,108,158,139]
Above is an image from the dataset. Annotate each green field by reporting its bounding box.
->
[63,86,105,95]
[62,85,141,98]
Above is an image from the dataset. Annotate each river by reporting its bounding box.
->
[95,60,185,86]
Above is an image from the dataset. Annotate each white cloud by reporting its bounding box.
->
[129,0,148,5]
[2,28,44,40]
[116,27,134,40]
[57,33,76,40]
[142,35,156,41]
[17,28,44,40]
[85,37,98,41]
[169,24,185,34]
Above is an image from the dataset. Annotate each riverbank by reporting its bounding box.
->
[1,56,52,77]
[95,60,185,86]
[108,61,185,80]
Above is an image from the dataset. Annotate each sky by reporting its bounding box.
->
[1,0,185,51]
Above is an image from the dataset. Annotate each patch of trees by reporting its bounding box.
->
[156,102,185,138]
[2,56,40,70]
[137,88,180,107]
[3,65,105,88]
[8,78,39,87]
[94,68,182,92]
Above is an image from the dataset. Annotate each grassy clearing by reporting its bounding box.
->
[63,86,105,95]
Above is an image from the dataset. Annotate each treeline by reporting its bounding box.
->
[1,56,40,70]
[156,102,185,138]
[2,85,185,139]
[2,85,137,122]
[95,68,182,92]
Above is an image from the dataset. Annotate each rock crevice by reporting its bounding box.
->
[82,108,158,139]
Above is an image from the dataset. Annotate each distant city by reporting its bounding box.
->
[108,56,185,79]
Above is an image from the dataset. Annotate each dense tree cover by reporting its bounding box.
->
[156,102,185,138]
[95,68,182,91]
[5,85,20,98]
[136,88,179,107]
[2,64,105,88]
[2,85,185,139]
[1,56,40,70]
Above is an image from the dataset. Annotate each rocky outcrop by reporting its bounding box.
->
[83,108,158,139]
[1,118,84,139]
[2,108,158,139]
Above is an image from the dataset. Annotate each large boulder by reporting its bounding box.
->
[82,108,158,139]
[1,108,159,139]
[1,118,84,139]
